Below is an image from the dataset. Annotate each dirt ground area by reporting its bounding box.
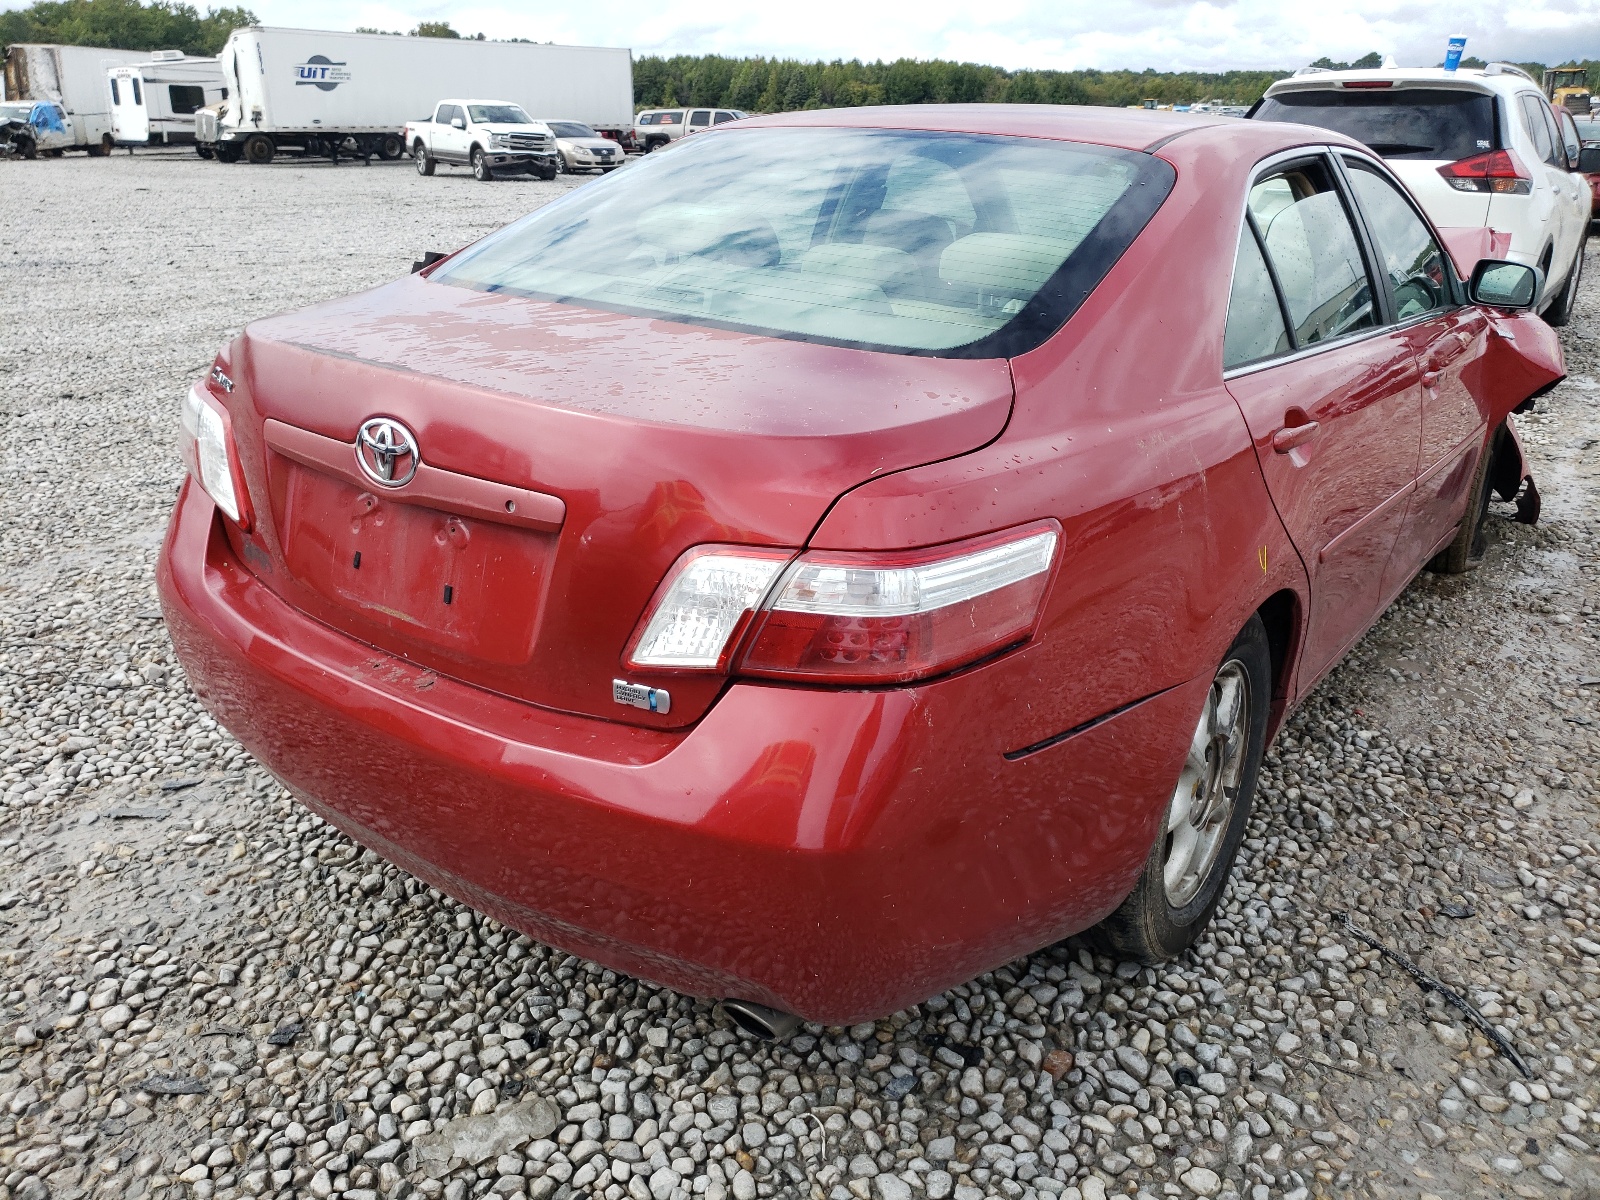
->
[1,148,1598,1200]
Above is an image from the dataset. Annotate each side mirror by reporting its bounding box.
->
[1469,260,1542,310]
[1579,146,1600,173]
[450,117,464,129]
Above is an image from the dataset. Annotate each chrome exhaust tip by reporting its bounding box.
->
[721,999,803,1042]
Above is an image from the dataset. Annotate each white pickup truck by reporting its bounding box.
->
[405,99,558,182]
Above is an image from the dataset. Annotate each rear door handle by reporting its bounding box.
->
[1272,422,1320,453]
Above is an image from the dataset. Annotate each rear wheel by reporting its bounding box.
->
[378,133,403,160]
[471,147,492,182]
[1544,236,1586,327]
[1091,616,1270,962]
[414,141,435,175]
[243,133,274,165]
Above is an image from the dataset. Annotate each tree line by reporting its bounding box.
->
[632,55,1292,112]
[0,0,254,58]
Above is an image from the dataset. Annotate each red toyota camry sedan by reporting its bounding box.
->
[158,105,1562,1032]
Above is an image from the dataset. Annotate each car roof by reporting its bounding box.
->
[731,103,1371,157]
[1264,66,1541,99]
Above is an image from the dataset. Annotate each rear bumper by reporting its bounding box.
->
[157,480,1197,1023]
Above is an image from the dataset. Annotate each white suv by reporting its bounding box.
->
[1253,64,1592,324]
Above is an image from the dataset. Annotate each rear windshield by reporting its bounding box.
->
[1254,88,1497,160]
[547,121,596,138]
[431,126,1173,357]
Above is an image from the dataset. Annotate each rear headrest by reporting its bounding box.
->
[799,244,919,292]
[939,233,1081,295]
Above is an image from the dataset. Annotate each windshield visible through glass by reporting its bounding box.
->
[432,126,1173,356]
[1254,88,1497,160]
[468,104,531,124]
[547,121,596,138]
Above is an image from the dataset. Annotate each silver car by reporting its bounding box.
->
[542,120,625,173]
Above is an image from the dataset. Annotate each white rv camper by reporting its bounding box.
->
[3,43,148,153]
[200,27,633,163]
[108,51,226,146]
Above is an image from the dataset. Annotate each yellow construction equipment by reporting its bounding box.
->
[1544,66,1591,115]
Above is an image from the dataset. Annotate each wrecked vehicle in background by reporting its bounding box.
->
[159,106,1562,1031]
[1,100,73,158]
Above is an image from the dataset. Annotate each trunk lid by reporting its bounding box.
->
[225,276,1014,727]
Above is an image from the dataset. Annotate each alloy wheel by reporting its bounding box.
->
[1163,660,1250,907]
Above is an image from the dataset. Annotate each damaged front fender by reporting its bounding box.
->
[1493,416,1541,525]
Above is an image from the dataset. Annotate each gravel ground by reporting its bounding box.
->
[2,148,1599,1200]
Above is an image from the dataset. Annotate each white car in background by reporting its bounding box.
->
[539,119,625,173]
[1253,64,1592,324]
[632,107,747,153]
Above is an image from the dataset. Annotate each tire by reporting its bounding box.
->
[538,167,557,181]
[18,137,36,160]
[1091,616,1270,962]
[378,133,403,160]
[1543,236,1586,327]
[414,142,435,176]
[471,147,492,182]
[555,151,568,174]
[1428,425,1499,574]
[196,144,214,159]
[243,134,274,165]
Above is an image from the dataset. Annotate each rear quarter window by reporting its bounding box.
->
[1254,88,1497,161]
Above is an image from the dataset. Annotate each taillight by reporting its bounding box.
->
[625,547,792,670]
[1437,149,1533,195]
[180,378,252,529]
[625,524,1059,684]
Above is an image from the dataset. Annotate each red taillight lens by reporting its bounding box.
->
[180,377,253,530]
[1437,149,1533,194]
[740,523,1059,684]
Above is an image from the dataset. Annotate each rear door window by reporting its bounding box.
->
[110,77,120,105]
[1520,94,1559,165]
[714,111,737,124]
[1253,88,1496,161]
[689,110,711,128]
[130,77,142,105]
[1249,159,1377,346]
[1343,157,1451,319]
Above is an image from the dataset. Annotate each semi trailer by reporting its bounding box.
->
[198,27,634,164]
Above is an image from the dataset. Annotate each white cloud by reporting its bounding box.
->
[93,0,1600,70]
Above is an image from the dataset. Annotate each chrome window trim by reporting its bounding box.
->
[1221,143,1462,381]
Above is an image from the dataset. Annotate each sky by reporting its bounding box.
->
[189,0,1600,71]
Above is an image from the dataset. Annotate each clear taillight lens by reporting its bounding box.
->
[625,547,791,670]
[623,524,1059,684]
[180,381,250,528]
[740,525,1058,683]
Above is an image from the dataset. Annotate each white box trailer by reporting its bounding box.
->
[3,43,149,153]
[204,27,633,164]
[108,51,226,146]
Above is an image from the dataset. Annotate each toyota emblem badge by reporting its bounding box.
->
[355,417,420,488]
